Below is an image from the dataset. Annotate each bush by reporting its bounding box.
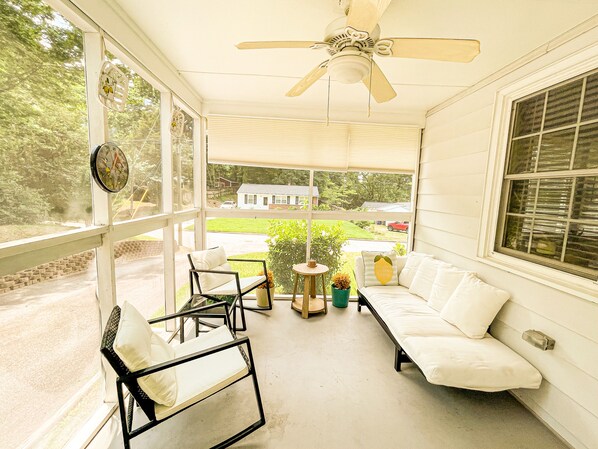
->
[393,242,407,256]
[267,220,346,293]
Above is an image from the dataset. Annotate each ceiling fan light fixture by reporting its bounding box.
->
[327,50,371,84]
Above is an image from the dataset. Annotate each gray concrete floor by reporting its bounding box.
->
[97,300,566,449]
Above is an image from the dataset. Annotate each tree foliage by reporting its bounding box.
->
[0,0,88,225]
[208,163,412,210]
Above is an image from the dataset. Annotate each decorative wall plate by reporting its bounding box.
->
[171,108,185,137]
[90,142,129,193]
[98,61,129,112]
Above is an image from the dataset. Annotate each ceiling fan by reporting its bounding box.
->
[236,0,480,103]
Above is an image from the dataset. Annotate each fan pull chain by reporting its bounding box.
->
[368,58,373,117]
[327,75,331,126]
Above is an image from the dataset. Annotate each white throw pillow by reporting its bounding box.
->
[409,258,450,300]
[428,267,471,312]
[440,274,510,339]
[362,251,399,286]
[113,301,178,406]
[398,252,433,288]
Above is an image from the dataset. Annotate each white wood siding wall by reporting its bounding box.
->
[416,29,598,449]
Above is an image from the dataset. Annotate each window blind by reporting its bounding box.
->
[497,68,598,279]
[207,115,420,173]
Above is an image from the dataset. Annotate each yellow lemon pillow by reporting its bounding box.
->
[362,251,399,287]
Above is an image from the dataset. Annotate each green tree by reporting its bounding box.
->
[0,0,89,226]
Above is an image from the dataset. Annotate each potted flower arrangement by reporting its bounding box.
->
[331,272,351,308]
[256,269,275,308]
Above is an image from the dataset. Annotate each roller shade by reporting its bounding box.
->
[208,115,420,173]
[347,123,419,172]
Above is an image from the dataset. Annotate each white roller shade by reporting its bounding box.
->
[208,115,420,173]
[348,123,420,173]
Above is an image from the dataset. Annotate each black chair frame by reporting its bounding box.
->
[100,302,266,449]
[188,253,272,332]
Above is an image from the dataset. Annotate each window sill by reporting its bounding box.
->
[476,251,598,304]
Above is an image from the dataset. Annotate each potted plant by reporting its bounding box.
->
[331,272,351,308]
[256,269,275,308]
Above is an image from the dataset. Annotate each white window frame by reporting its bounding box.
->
[274,195,288,205]
[479,43,598,303]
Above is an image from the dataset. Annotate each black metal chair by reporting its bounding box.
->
[100,301,265,449]
[188,246,272,331]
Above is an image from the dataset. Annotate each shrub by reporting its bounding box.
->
[393,242,407,256]
[332,272,351,290]
[267,220,346,293]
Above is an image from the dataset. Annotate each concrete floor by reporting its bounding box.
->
[96,300,567,449]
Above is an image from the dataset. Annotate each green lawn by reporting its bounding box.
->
[198,218,373,239]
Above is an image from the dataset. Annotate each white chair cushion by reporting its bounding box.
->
[113,302,177,406]
[190,247,234,292]
[398,252,433,288]
[428,267,471,312]
[205,275,266,296]
[440,274,510,339]
[401,335,542,391]
[409,258,450,300]
[154,326,249,420]
[362,251,399,286]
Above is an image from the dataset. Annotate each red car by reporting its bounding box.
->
[387,221,409,232]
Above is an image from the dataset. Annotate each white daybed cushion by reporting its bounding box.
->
[401,335,542,391]
[362,251,399,286]
[441,274,510,339]
[189,247,234,292]
[398,252,432,288]
[388,314,465,339]
[428,267,471,312]
[409,258,450,300]
[113,301,177,406]
[154,325,249,420]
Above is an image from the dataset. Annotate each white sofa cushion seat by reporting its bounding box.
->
[387,314,465,339]
[400,335,542,392]
[205,275,266,295]
[154,325,249,420]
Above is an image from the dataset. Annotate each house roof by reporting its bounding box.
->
[361,201,411,212]
[238,184,319,197]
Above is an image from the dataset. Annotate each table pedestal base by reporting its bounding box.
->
[291,271,328,319]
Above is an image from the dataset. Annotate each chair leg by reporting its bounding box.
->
[116,380,131,449]
[237,295,247,331]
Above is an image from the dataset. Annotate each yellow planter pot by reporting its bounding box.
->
[256,287,274,308]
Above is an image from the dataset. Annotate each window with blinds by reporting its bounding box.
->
[496,70,598,279]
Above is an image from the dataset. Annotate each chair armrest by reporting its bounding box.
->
[226,259,268,274]
[190,268,239,276]
[123,336,251,380]
[147,301,230,324]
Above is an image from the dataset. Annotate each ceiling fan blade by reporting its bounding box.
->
[347,0,392,35]
[382,38,480,62]
[236,41,322,50]
[286,62,328,97]
[362,59,396,103]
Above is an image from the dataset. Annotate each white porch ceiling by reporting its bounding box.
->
[112,0,598,123]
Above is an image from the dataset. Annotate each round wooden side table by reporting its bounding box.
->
[291,263,329,319]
